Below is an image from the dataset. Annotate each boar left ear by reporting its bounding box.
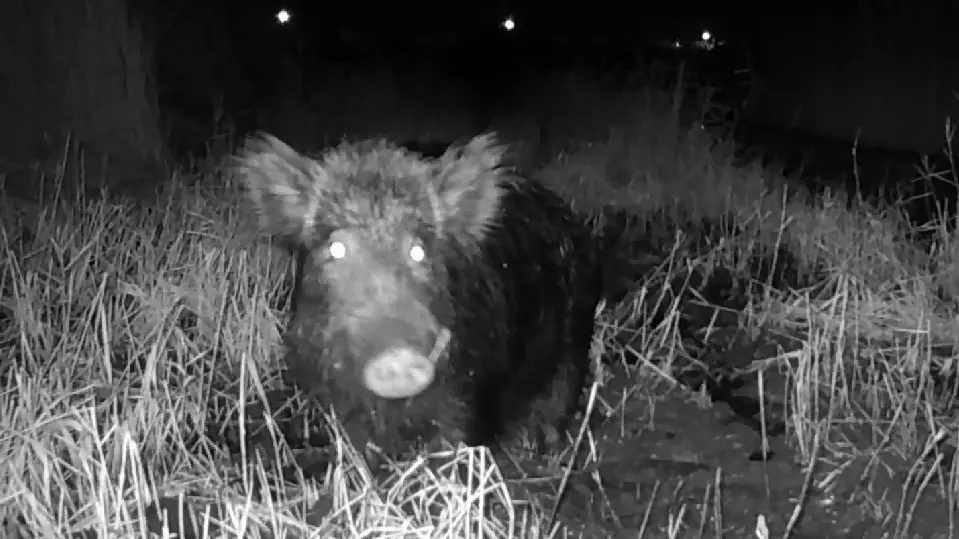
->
[431,133,510,244]
[232,132,330,245]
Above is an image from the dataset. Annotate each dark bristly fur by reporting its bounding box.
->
[233,132,604,457]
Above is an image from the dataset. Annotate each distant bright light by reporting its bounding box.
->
[275,9,291,25]
[695,29,722,51]
[501,16,516,32]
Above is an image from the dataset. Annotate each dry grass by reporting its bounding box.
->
[2,66,959,538]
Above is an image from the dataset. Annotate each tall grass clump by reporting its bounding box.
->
[535,63,959,535]
[0,0,167,198]
[532,66,788,229]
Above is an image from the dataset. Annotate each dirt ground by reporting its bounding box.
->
[499,359,958,539]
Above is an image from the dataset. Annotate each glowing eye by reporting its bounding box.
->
[409,243,426,263]
[328,240,347,259]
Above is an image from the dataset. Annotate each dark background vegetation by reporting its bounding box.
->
[1,0,958,212]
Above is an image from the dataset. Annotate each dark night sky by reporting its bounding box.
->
[253,1,742,41]
[262,1,876,33]
[222,0,959,62]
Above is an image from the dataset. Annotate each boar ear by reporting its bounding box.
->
[432,133,510,244]
[232,132,329,244]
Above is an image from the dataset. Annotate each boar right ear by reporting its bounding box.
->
[232,132,330,244]
[432,133,509,244]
